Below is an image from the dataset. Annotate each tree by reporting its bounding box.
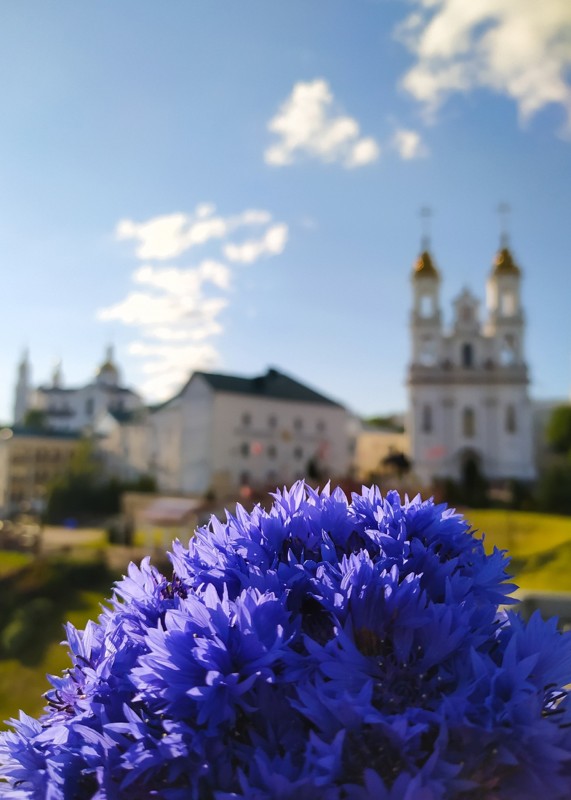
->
[535,462,571,515]
[22,409,48,430]
[547,405,571,455]
[45,439,157,524]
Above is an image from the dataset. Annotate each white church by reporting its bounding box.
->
[14,346,144,431]
[408,235,536,487]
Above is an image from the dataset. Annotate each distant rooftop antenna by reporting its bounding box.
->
[498,202,511,247]
[420,206,432,250]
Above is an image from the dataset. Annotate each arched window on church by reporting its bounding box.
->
[463,407,475,438]
[422,404,432,434]
[419,335,437,366]
[506,404,516,434]
[461,342,473,368]
[499,335,517,365]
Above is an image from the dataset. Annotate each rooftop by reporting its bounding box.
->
[153,367,345,411]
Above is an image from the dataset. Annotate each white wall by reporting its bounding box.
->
[410,381,535,485]
[35,385,143,433]
[209,393,351,492]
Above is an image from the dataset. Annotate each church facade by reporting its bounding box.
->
[408,238,535,487]
[13,346,144,433]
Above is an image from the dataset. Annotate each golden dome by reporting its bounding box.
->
[98,360,118,376]
[493,246,520,276]
[413,250,439,279]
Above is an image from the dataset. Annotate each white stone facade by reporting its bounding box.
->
[408,242,535,487]
[149,369,353,496]
[13,347,144,433]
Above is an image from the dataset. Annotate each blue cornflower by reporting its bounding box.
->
[1,481,571,798]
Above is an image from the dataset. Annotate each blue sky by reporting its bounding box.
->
[1,0,570,421]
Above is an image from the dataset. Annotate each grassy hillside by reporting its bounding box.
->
[462,509,571,592]
[0,556,116,728]
[0,590,108,724]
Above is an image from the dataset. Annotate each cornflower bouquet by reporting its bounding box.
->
[2,483,571,799]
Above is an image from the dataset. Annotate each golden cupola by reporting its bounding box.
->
[413,249,439,279]
[493,244,520,276]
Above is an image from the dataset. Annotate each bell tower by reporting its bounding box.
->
[410,208,442,366]
[14,349,31,424]
[485,204,525,365]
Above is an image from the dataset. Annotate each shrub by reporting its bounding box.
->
[0,598,55,658]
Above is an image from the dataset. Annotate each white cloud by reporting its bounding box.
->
[133,260,231,294]
[116,204,273,261]
[100,204,289,399]
[345,137,382,167]
[223,223,289,264]
[392,128,428,159]
[130,341,221,401]
[265,79,380,168]
[397,0,571,133]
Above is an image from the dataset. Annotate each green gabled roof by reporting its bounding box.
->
[152,368,344,411]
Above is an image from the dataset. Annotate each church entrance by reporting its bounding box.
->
[458,449,487,507]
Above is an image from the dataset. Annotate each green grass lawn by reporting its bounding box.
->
[0,591,108,725]
[0,554,116,729]
[0,551,33,577]
[462,509,571,593]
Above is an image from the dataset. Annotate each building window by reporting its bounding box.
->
[268,414,277,429]
[240,442,249,458]
[506,405,517,434]
[316,420,326,433]
[419,335,437,366]
[293,446,303,460]
[422,404,432,434]
[86,398,94,416]
[463,407,475,438]
[294,418,303,432]
[461,343,473,368]
[241,412,251,427]
[240,470,250,486]
[500,335,517,365]
[268,444,277,459]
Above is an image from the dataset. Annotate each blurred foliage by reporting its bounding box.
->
[22,409,48,430]
[364,415,405,432]
[0,556,117,665]
[546,405,571,455]
[45,440,156,524]
[0,589,109,727]
[535,462,571,516]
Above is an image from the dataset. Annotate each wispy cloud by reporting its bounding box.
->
[223,223,288,264]
[397,0,571,135]
[392,128,428,160]
[98,206,288,399]
[265,79,380,168]
[116,204,272,261]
